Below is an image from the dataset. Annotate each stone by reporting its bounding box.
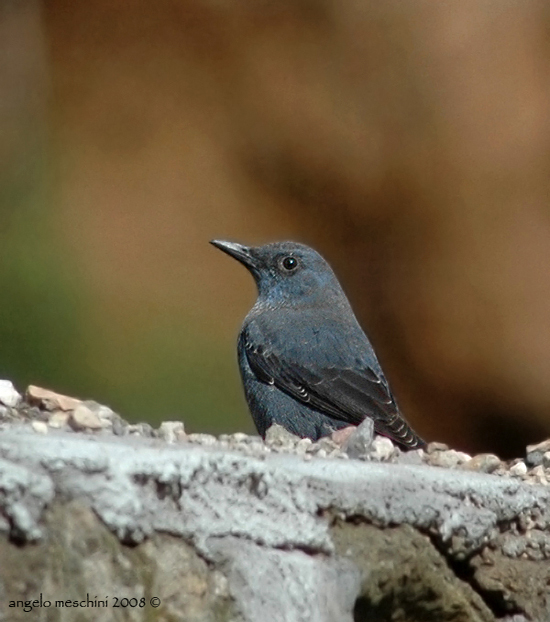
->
[158,421,186,443]
[295,438,312,455]
[461,453,502,473]
[331,426,356,446]
[396,448,425,465]
[428,449,471,469]
[186,433,217,446]
[31,421,48,435]
[426,441,450,453]
[127,423,155,437]
[264,424,301,448]
[69,405,103,431]
[343,418,374,459]
[0,380,21,408]
[370,435,395,461]
[509,461,528,477]
[26,385,81,412]
[48,411,70,429]
[526,439,550,467]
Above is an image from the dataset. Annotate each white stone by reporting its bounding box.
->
[371,436,395,461]
[48,411,70,428]
[0,380,21,407]
[510,461,527,477]
[31,421,48,435]
[158,421,186,443]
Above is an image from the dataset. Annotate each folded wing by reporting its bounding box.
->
[240,325,424,449]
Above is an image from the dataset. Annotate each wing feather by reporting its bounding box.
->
[241,324,424,449]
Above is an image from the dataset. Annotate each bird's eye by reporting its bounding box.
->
[281,256,298,272]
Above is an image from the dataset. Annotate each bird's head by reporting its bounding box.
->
[210,240,348,309]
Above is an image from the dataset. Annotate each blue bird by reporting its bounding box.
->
[211,240,425,449]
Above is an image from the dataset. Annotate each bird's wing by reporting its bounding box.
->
[240,324,424,449]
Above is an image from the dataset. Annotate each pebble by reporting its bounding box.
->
[158,421,186,443]
[396,448,424,465]
[127,423,155,437]
[370,436,395,461]
[295,438,312,455]
[232,432,250,443]
[509,461,527,477]
[344,418,374,459]
[187,433,217,446]
[31,420,48,435]
[69,405,103,431]
[0,380,21,407]
[264,425,301,448]
[461,453,501,473]
[428,449,470,469]
[331,426,356,446]
[426,441,449,453]
[0,379,548,487]
[530,465,547,484]
[26,385,82,411]
[48,411,70,429]
[526,439,550,467]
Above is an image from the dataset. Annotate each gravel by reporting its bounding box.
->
[2,379,550,485]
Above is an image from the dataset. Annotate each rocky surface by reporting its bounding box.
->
[1,381,549,621]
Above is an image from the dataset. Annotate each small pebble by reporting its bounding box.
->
[344,418,374,459]
[264,424,301,448]
[509,461,527,477]
[69,405,103,431]
[295,438,312,455]
[48,411,70,429]
[127,423,155,437]
[370,436,395,461]
[187,433,217,446]
[428,449,469,469]
[331,426,356,446]
[426,441,449,453]
[0,380,21,408]
[396,448,424,465]
[31,420,48,435]
[526,439,550,467]
[461,453,501,473]
[158,421,186,443]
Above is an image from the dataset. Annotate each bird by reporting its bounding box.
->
[210,239,425,450]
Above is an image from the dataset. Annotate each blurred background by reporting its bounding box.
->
[1,0,550,457]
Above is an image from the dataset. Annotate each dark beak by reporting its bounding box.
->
[210,240,260,272]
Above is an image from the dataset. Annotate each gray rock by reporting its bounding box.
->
[0,381,21,408]
[69,405,103,431]
[1,428,549,620]
[265,424,301,449]
[343,417,374,459]
[526,439,550,467]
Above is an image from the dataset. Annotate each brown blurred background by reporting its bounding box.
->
[1,0,550,457]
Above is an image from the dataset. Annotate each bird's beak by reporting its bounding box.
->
[210,240,261,272]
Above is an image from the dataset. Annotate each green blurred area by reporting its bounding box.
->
[0,158,250,433]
